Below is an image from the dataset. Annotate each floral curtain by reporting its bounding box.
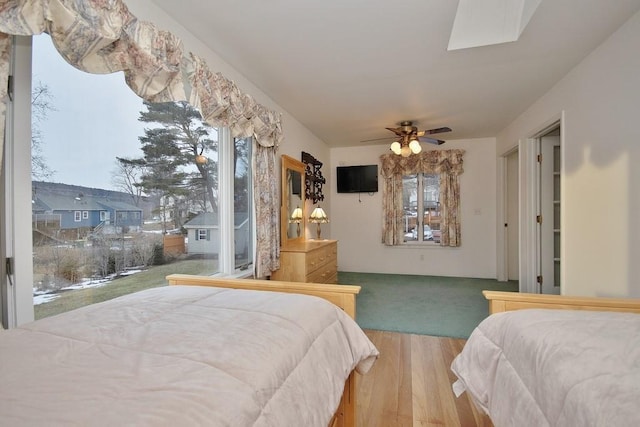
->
[0,0,283,277]
[379,149,465,247]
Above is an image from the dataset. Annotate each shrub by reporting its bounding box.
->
[152,243,165,266]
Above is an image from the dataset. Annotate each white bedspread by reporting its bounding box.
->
[451,309,640,427]
[0,285,379,426]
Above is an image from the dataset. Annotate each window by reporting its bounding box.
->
[380,150,465,247]
[402,173,441,244]
[197,229,209,241]
[233,137,252,269]
[2,34,255,322]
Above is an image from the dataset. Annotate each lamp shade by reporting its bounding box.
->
[390,141,402,155]
[309,206,329,223]
[290,206,303,222]
[309,206,329,239]
[409,139,422,153]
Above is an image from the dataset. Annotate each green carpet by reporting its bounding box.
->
[338,271,519,339]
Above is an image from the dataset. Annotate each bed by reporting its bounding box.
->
[450,291,640,427]
[0,274,379,427]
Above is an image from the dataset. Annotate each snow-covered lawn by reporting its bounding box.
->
[33,270,144,305]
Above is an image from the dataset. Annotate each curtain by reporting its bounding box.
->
[253,143,280,277]
[0,0,283,276]
[379,149,465,247]
[0,33,10,171]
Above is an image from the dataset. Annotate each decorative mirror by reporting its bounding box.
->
[281,154,306,246]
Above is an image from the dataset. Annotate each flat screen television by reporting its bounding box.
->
[336,165,378,193]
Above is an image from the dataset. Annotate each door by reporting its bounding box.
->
[506,150,519,281]
[538,127,561,294]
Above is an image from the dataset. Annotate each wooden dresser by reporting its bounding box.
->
[272,239,338,283]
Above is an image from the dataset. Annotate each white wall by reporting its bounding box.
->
[329,138,497,278]
[497,11,640,297]
[125,0,330,240]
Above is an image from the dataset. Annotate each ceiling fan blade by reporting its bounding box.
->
[385,127,404,135]
[420,136,446,145]
[360,135,397,142]
[423,126,452,135]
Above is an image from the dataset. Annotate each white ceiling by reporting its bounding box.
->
[150,0,640,148]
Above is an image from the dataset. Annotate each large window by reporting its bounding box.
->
[12,34,254,320]
[402,173,441,244]
[380,150,464,247]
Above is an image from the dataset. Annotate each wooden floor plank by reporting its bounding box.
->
[358,330,493,427]
[358,330,403,427]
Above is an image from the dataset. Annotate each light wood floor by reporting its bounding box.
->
[357,330,493,427]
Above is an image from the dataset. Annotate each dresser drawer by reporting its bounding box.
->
[305,244,335,273]
[273,240,338,283]
[307,260,338,284]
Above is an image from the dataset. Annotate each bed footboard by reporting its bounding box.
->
[483,290,640,314]
[166,274,361,318]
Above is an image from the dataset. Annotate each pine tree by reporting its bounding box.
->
[133,101,218,230]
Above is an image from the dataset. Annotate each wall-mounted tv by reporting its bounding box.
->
[336,165,378,193]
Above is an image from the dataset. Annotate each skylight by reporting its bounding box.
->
[448,0,542,50]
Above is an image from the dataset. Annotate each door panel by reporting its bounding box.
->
[539,130,560,294]
[506,150,519,281]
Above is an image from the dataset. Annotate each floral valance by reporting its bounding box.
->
[0,0,283,147]
[379,149,465,178]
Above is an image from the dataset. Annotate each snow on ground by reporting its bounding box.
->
[33,293,61,305]
[33,269,144,305]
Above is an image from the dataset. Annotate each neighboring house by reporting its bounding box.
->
[183,212,249,258]
[32,192,143,239]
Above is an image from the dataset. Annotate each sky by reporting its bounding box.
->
[33,34,148,191]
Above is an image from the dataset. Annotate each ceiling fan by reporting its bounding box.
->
[362,120,452,156]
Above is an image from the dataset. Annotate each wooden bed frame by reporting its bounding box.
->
[166,274,362,427]
[483,290,640,314]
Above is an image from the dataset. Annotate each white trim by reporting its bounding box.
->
[3,36,35,327]
[218,127,234,273]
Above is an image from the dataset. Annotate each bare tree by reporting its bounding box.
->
[112,157,145,206]
[31,81,56,180]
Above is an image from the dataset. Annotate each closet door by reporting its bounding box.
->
[538,128,561,295]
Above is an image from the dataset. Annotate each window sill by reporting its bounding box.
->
[398,242,443,248]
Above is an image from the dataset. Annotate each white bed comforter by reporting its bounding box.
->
[0,285,378,426]
[450,309,640,427]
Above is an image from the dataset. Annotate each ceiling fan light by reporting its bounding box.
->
[390,141,401,154]
[400,145,411,157]
[409,139,421,153]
